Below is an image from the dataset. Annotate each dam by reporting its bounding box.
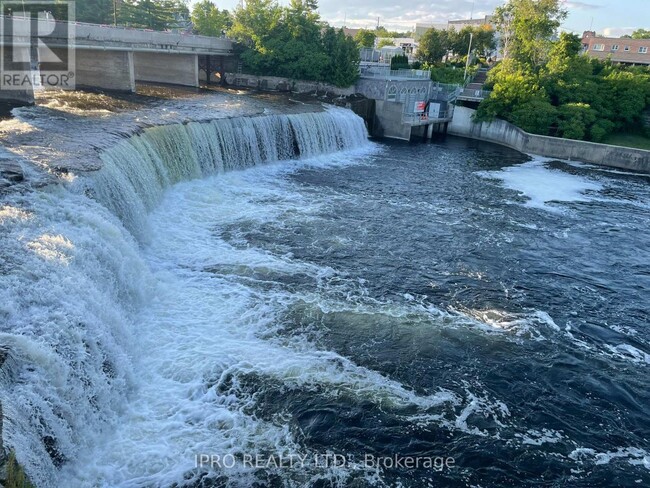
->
[0,88,649,487]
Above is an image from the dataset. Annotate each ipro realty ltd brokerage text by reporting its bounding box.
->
[195,453,456,471]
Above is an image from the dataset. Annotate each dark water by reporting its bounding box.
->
[51,133,650,487]
[209,137,650,487]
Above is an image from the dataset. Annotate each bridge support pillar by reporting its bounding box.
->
[0,44,35,112]
[134,52,199,87]
[73,49,135,92]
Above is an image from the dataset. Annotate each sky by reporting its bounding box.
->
[192,0,649,37]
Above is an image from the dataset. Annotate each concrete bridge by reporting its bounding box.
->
[1,15,236,106]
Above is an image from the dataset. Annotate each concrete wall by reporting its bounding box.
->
[449,106,650,173]
[373,100,411,140]
[224,73,355,96]
[0,45,34,110]
[134,52,198,87]
[73,49,135,92]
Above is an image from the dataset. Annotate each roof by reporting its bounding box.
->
[582,33,650,65]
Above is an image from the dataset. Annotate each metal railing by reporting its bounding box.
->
[360,66,431,80]
[402,108,454,125]
[457,88,491,100]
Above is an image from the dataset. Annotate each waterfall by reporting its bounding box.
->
[92,108,369,238]
[0,107,369,487]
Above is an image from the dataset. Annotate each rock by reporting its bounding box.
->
[0,161,24,183]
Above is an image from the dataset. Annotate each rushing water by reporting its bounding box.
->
[1,108,649,488]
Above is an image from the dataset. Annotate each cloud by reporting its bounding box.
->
[318,0,502,30]
[602,27,635,37]
[563,1,602,10]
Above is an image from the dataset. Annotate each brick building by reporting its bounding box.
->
[582,31,650,66]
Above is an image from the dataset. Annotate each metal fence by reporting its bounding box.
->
[359,66,431,80]
[457,88,492,100]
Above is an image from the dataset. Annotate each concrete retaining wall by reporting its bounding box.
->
[224,73,354,96]
[373,100,411,140]
[449,106,650,173]
[74,49,135,92]
[134,52,199,87]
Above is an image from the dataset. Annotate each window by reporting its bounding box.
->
[624,45,630,51]
[387,85,397,101]
[611,44,619,51]
[592,44,604,51]
[639,46,648,54]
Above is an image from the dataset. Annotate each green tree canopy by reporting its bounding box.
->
[377,38,395,48]
[494,0,566,70]
[354,29,376,48]
[76,0,114,24]
[119,0,189,30]
[417,28,452,64]
[230,0,359,87]
[191,0,231,37]
[631,28,650,39]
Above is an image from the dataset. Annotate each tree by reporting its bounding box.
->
[377,38,394,48]
[191,0,231,37]
[354,29,376,48]
[631,28,650,39]
[450,25,496,61]
[76,0,114,24]
[390,54,409,70]
[417,28,452,64]
[494,0,567,69]
[230,0,359,86]
[119,0,188,30]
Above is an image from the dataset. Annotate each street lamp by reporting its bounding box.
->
[463,32,473,83]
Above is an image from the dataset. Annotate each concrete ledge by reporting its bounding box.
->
[449,106,650,173]
[224,73,354,97]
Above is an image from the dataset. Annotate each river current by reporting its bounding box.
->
[1,108,649,487]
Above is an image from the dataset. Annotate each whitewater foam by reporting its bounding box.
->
[477,158,604,211]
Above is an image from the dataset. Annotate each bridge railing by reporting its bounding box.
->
[0,15,235,49]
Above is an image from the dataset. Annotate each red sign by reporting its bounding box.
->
[415,101,426,113]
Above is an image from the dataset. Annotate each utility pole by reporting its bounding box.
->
[463,32,473,83]
[113,0,117,26]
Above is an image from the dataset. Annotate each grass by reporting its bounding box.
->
[4,451,35,488]
[603,132,650,150]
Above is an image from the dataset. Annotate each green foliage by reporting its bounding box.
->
[494,0,567,70]
[377,38,395,49]
[478,2,650,143]
[354,29,376,48]
[375,26,411,38]
[231,0,359,87]
[631,28,650,39]
[191,0,231,37]
[510,98,557,134]
[390,54,409,70]
[76,0,115,24]
[417,29,452,64]
[556,103,596,140]
[74,0,189,28]
[427,64,476,84]
[119,0,189,30]
[417,25,495,66]
[452,25,497,59]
